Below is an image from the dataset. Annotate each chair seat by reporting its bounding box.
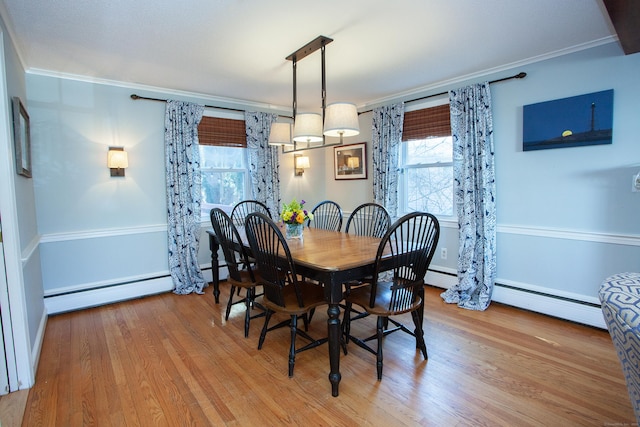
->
[260,281,326,316]
[346,281,422,317]
[228,269,261,289]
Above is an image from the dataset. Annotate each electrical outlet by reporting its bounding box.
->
[440,248,447,260]
[633,172,640,193]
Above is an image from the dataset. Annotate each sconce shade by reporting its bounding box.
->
[108,147,128,177]
[347,156,360,169]
[294,154,310,176]
[323,102,360,138]
[268,122,294,146]
[296,155,310,169]
[293,113,323,143]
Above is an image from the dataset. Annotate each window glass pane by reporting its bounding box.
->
[199,145,248,217]
[199,145,245,168]
[201,171,246,216]
[406,136,452,164]
[406,166,454,216]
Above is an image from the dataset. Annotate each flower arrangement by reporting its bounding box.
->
[281,199,313,225]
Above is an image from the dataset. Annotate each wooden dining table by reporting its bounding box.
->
[208,225,383,397]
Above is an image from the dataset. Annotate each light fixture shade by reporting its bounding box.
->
[296,155,310,169]
[268,122,294,146]
[293,113,323,143]
[107,148,128,169]
[323,102,360,137]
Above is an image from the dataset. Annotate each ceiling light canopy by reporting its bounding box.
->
[270,36,360,153]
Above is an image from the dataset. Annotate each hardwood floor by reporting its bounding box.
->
[17,285,635,426]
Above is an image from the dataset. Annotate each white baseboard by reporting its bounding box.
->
[425,270,605,329]
[44,276,175,314]
[44,268,216,315]
[44,267,605,329]
[23,309,48,389]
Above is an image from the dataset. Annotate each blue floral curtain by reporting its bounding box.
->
[441,82,497,310]
[245,111,280,218]
[165,100,206,295]
[372,103,404,219]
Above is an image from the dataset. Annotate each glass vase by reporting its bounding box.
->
[285,223,304,240]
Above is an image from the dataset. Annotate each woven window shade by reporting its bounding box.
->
[198,116,247,147]
[402,104,451,141]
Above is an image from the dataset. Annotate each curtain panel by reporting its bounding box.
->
[441,82,497,311]
[165,100,207,295]
[245,112,280,218]
[371,103,405,219]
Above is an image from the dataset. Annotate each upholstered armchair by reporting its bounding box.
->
[599,272,640,425]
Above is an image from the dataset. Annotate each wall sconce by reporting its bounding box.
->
[294,154,310,176]
[107,147,128,177]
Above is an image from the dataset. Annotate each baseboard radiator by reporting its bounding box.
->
[45,266,605,329]
[425,269,605,329]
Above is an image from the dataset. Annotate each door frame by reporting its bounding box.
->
[0,29,31,392]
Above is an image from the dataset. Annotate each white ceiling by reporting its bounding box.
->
[0,0,618,111]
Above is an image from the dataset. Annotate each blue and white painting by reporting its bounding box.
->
[523,89,613,151]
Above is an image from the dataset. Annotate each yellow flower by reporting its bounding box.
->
[281,199,312,225]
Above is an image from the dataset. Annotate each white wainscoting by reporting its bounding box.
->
[41,221,631,327]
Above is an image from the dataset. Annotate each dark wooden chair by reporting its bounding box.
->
[345,202,391,238]
[244,212,328,377]
[210,208,265,338]
[307,200,343,231]
[342,212,440,380]
[342,202,392,318]
[231,200,271,229]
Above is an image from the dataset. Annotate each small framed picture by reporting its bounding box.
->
[334,142,367,180]
[12,97,31,178]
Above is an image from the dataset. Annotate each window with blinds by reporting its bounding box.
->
[198,115,249,217]
[198,116,247,147]
[402,104,450,141]
[399,103,455,218]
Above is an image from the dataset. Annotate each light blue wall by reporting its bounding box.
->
[489,42,640,298]
[27,41,640,310]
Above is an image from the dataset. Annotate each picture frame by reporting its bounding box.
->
[523,89,613,152]
[12,96,31,177]
[334,142,367,180]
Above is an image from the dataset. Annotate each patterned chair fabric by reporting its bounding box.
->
[599,272,640,425]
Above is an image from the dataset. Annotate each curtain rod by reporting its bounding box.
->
[129,94,294,119]
[359,71,527,114]
[131,71,526,116]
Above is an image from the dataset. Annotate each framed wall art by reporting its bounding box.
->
[12,96,31,177]
[334,142,367,180]
[523,89,613,152]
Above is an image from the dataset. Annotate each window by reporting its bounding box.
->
[399,101,455,218]
[198,114,249,218]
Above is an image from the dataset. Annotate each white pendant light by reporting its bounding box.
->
[292,113,323,143]
[268,122,294,146]
[323,102,360,140]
